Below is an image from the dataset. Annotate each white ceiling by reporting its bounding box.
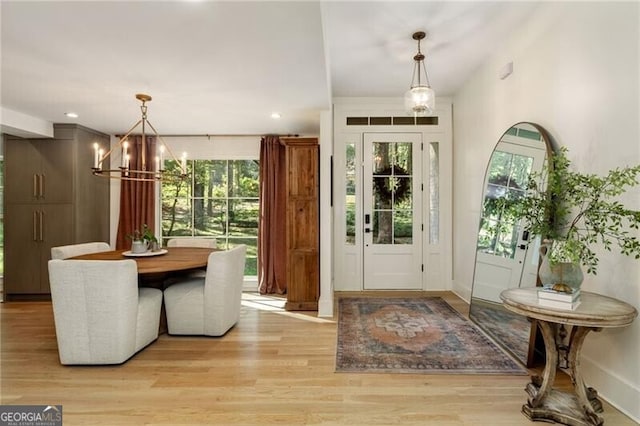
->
[1,1,538,137]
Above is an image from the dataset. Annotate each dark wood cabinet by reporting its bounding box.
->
[4,124,110,298]
[281,137,319,311]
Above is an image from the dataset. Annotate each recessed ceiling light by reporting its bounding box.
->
[270,112,281,119]
[65,112,78,118]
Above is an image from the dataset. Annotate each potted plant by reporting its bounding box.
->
[128,224,159,253]
[515,147,640,292]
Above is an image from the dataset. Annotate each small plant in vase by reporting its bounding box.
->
[516,147,640,293]
[128,224,159,253]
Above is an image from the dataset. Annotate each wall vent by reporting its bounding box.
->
[346,116,439,126]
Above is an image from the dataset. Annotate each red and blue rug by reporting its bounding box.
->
[336,297,527,374]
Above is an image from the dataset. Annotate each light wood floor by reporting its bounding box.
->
[1,291,635,425]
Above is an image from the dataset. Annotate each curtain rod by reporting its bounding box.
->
[115,133,300,138]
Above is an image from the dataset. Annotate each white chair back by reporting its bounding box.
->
[51,242,111,260]
[167,238,217,248]
[203,245,247,335]
[164,245,246,336]
[48,259,162,365]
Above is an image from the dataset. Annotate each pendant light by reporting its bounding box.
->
[404,31,435,117]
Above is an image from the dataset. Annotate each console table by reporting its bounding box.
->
[500,288,637,426]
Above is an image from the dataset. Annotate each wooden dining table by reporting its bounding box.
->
[70,246,217,275]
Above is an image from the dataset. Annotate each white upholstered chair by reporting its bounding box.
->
[164,245,246,336]
[167,238,217,249]
[48,259,163,365]
[51,241,111,260]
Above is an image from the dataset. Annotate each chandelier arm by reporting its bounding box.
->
[141,117,147,171]
[92,170,161,182]
[145,120,183,164]
[99,119,143,161]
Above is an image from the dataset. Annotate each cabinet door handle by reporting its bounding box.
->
[33,174,38,198]
[39,210,44,241]
[39,174,45,198]
[33,211,38,241]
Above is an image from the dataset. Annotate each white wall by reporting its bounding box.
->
[452,2,639,421]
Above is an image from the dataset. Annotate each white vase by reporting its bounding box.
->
[131,240,149,254]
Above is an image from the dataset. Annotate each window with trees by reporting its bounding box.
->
[161,159,259,276]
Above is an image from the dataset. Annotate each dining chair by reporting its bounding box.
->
[164,245,246,336]
[167,238,217,248]
[48,259,163,365]
[165,238,217,282]
[51,241,111,260]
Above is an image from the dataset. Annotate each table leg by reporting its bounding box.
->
[522,320,604,426]
[567,326,604,424]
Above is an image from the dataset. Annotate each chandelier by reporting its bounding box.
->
[404,31,435,117]
[92,94,187,182]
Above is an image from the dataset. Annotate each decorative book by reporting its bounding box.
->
[538,286,580,302]
[537,297,581,310]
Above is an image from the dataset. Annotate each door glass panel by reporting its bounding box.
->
[345,144,356,245]
[394,210,412,244]
[370,141,413,245]
[429,142,439,244]
[477,151,534,259]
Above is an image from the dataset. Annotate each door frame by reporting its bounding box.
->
[331,98,453,293]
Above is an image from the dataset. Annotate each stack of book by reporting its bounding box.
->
[537,286,581,310]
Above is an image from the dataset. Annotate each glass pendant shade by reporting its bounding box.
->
[404,85,435,117]
[405,31,435,117]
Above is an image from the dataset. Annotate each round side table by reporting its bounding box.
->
[500,288,637,426]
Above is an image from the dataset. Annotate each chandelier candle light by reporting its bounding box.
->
[92,93,187,182]
[404,31,435,117]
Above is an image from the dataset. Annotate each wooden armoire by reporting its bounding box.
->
[280,137,319,311]
[4,124,111,299]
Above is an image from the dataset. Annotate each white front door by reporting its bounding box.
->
[362,133,423,289]
[473,141,547,302]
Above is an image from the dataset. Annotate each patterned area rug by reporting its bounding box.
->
[336,297,527,374]
[469,300,532,364]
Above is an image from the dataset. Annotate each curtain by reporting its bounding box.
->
[258,135,287,294]
[115,135,157,250]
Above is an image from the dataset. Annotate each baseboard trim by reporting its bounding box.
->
[581,355,640,423]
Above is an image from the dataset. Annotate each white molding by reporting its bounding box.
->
[581,355,640,423]
[1,107,54,138]
[318,109,334,318]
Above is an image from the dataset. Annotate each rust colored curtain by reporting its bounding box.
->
[258,135,287,294]
[115,135,157,250]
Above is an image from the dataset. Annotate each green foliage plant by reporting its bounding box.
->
[516,147,640,274]
[128,224,157,244]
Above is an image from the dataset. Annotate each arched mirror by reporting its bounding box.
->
[469,122,552,367]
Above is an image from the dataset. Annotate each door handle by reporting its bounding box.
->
[39,174,45,198]
[365,228,371,233]
[33,211,38,241]
[33,174,38,198]
[518,244,527,250]
[39,210,44,241]
[364,214,370,225]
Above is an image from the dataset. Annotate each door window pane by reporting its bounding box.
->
[371,141,413,245]
[429,142,439,244]
[345,143,356,245]
[394,210,413,244]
